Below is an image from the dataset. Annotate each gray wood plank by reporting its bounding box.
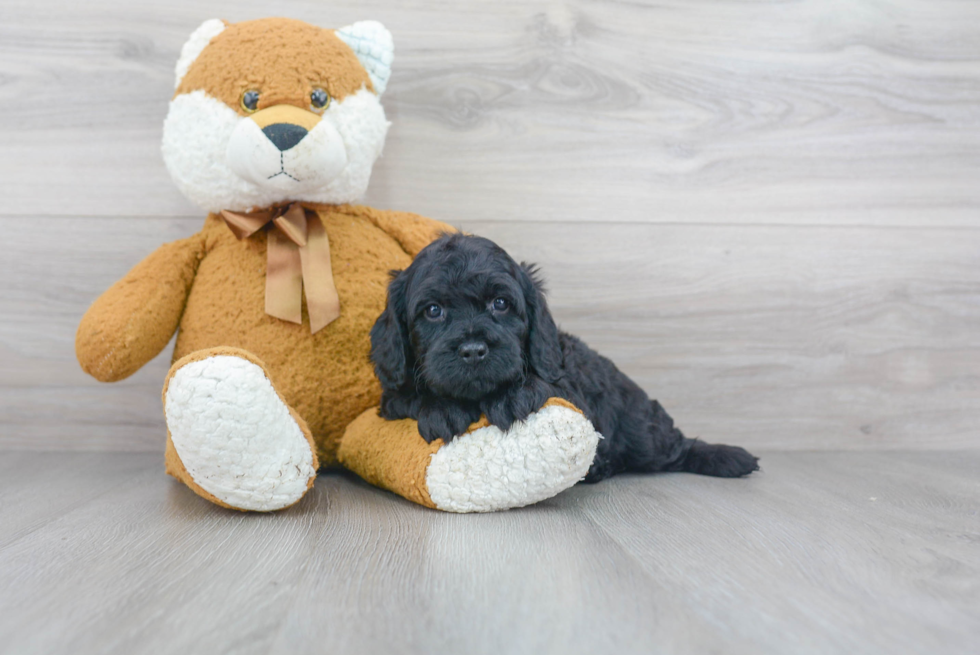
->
[0,452,154,548]
[267,471,733,655]
[567,452,980,655]
[3,216,978,451]
[0,217,194,450]
[0,451,976,654]
[1,1,979,225]
[0,459,332,655]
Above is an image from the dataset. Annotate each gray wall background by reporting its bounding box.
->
[2,0,978,451]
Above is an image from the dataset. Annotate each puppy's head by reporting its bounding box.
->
[371,234,563,400]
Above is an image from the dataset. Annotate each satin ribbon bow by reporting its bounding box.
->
[220,203,340,334]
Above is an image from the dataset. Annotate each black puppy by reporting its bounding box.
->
[370,233,759,482]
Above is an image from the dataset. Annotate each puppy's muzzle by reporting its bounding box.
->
[458,341,489,364]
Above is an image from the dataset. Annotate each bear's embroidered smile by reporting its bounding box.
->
[225,103,350,192]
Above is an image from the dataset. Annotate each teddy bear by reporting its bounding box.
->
[75,17,600,513]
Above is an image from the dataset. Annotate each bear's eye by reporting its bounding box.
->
[241,90,260,113]
[310,87,331,111]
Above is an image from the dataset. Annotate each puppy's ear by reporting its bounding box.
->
[370,271,413,390]
[519,263,563,383]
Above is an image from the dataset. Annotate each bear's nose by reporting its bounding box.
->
[262,123,308,152]
[458,341,489,364]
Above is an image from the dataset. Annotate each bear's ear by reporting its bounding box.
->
[335,21,394,95]
[174,19,226,89]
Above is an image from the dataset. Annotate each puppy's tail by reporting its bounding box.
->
[650,401,759,478]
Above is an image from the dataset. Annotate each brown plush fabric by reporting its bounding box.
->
[249,104,321,131]
[76,233,206,382]
[338,411,444,509]
[176,18,374,112]
[168,205,452,465]
[76,203,449,464]
[338,398,584,508]
[162,346,319,511]
[355,206,457,258]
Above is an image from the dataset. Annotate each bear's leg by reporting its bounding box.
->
[338,398,600,513]
[162,347,319,512]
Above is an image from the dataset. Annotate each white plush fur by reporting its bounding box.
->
[164,355,317,512]
[162,87,389,213]
[225,112,349,193]
[425,405,601,513]
[335,21,394,95]
[174,19,225,89]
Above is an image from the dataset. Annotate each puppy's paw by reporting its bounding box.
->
[481,376,555,431]
[417,411,454,443]
[418,398,481,443]
[482,396,520,432]
[379,389,422,421]
[686,442,760,478]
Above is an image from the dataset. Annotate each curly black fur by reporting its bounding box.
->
[370,233,759,482]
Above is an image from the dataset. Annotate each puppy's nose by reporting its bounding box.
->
[458,341,489,364]
[262,123,308,152]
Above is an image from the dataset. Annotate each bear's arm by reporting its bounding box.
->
[349,206,457,257]
[76,233,207,382]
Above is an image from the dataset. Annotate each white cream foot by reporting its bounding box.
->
[425,400,601,513]
[163,350,318,512]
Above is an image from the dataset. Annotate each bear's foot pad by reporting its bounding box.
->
[164,354,317,511]
[426,403,600,513]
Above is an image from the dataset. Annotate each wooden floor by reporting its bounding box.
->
[0,450,976,654]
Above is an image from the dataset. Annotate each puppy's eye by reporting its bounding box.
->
[241,89,260,113]
[310,87,331,111]
[424,304,443,320]
[491,298,510,312]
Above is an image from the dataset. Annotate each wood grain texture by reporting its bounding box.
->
[0,452,154,549]
[0,451,976,654]
[3,216,978,451]
[2,1,979,449]
[1,218,193,450]
[1,0,979,225]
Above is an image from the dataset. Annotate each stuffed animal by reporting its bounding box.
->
[75,17,599,513]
